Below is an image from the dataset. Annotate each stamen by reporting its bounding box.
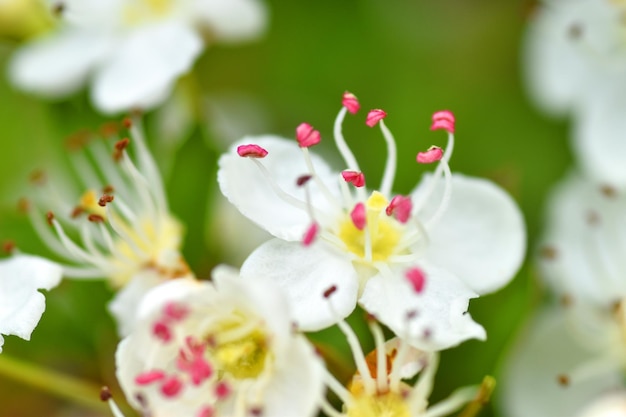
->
[423,148,453,230]
[300,147,343,211]
[430,110,455,134]
[322,369,352,405]
[342,91,361,114]
[153,321,173,342]
[366,109,387,128]
[319,397,344,417]
[100,386,126,417]
[197,406,215,417]
[333,106,361,173]
[135,370,166,385]
[405,267,426,293]
[2,240,15,254]
[303,223,319,246]
[296,123,321,148]
[413,352,439,403]
[250,159,308,211]
[367,319,389,393]
[421,385,479,417]
[237,144,268,158]
[417,146,444,164]
[350,203,367,230]
[215,381,231,400]
[386,195,413,224]
[342,170,365,188]
[377,119,397,198]
[160,376,183,397]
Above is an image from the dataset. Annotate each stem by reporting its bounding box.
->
[0,354,110,413]
[458,375,496,417]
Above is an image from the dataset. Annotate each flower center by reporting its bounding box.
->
[211,328,269,380]
[345,391,411,417]
[338,192,402,262]
[123,0,174,25]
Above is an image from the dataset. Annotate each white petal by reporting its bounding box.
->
[194,0,268,43]
[578,393,626,417]
[108,270,166,337]
[574,80,626,187]
[500,308,623,417]
[359,263,485,351]
[9,29,113,97]
[135,277,206,320]
[218,136,340,241]
[260,335,325,417]
[240,239,359,331]
[92,22,202,113]
[414,173,526,295]
[0,255,62,349]
[540,171,626,304]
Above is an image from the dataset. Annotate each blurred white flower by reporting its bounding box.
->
[24,117,191,335]
[0,254,62,352]
[502,172,626,417]
[9,0,268,113]
[218,92,526,351]
[579,393,626,417]
[115,267,324,417]
[524,0,626,186]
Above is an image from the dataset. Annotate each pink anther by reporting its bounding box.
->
[296,123,321,148]
[342,92,360,114]
[366,109,387,127]
[386,195,412,224]
[303,222,319,246]
[160,376,184,398]
[350,202,367,230]
[215,381,231,400]
[152,320,172,342]
[430,110,455,133]
[197,406,215,417]
[135,370,166,385]
[405,267,426,293]
[163,302,189,321]
[237,144,268,158]
[416,146,443,164]
[341,170,365,188]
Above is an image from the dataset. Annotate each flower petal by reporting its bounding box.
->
[0,255,62,351]
[359,263,485,351]
[413,173,526,295]
[240,239,359,331]
[92,22,202,113]
[194,0,268,43]
[500,308,623,417]
[218,136,340,241]
[9,28,113,97]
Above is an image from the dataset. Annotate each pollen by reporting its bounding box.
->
[212,329,269,380]
[345,390,411,417]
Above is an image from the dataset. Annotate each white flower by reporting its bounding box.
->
[524,0,626,186]
[115,267,325,417]
[0,254,62,352]
[8,0,268,113]
[579,393,626,417]
[318,307,489,417]
[502,172,626,417]
[24,117,191,335]
[218,92,526,351]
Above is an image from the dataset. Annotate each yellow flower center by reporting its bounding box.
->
[212,328,269,380]
[338,192,401,262]
[123,0,174,25]
[79,190,107,218]
[345,391,411,417]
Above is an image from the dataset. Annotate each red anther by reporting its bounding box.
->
[99,122,120,137]
[189,357,213,385]
[323,285,338,299]
[197,406,215,417]
[164,302,189,321]
[160,376,183,398]
[341,170,365,188]
[2,241,15,254]
[29,170,47,186]
[303,222,319,247]
[366,109,387,128]
[237,144,268,158]
[405,267,426,293]
[115,138,130,151]
[430,110,455,133]
[135,370,166,385]
[87,214,105,223]
[296,175,313,187]
[342,92,360,114]
[103,185,115,194]
[65,130,91,151]
[98,194,115,207]
[250,406,264,416]
[215,381,231,400]
[350,202,367,230]
[386,195,412,224]
[100,386,112,402]
[416,146,443,164]
[71,206,85,218]
[46,211,55,226]
[152,321,172,342]
[122,117,133,129]
[296,123,321,148]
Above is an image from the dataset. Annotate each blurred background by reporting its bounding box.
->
[0,1,571,416]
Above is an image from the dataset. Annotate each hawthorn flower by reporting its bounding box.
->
[502,172,626,416]
[0,254,62,352]
[524,0,626,185]
[115,266,324,417]
[24,118,190,335]
[8,0,267,113]
[320,290,490,417]
[219,92,525,350]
